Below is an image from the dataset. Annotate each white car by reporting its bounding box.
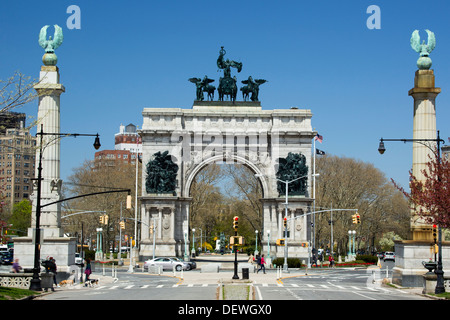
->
[144,257,186,271]
[383,251,395,261]
[75,252,83,265]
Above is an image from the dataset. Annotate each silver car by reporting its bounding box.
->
[383,251,395,262]
[144,257,186,271]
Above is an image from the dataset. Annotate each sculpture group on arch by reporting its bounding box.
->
[189,47,267,102]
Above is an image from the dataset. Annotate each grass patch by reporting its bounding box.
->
[429,291,450,299]
[0,287,41,300]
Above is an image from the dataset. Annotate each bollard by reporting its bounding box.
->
[181,268,184,279]
[102,264,105,276]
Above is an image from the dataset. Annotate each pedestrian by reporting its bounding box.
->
[48,257,59,287]
[12,259,22,273]
[84,258,92,283]
[257,254,266,274]
[248,253,254,264]
[328,254,334,268]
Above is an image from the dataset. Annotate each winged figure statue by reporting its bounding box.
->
[241,76,267,101]
[410,29,435,70]
[189,76,215,101]
[39,24,64,53]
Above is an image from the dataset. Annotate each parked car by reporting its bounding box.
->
[144,257,187,271]
[1,252,13,265]
[377,252,385,259]
[75,252,83,265]
[384,251,395,261]
[170,257,196,270]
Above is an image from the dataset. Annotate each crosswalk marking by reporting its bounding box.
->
[88,282,396,294]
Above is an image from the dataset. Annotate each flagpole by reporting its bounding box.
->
[313,135,316,249]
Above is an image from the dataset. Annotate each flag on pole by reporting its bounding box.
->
[314,133,323,143]
[316,149,326,155]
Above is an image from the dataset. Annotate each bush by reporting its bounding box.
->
[272,257,303,268]
[356,255,378,264]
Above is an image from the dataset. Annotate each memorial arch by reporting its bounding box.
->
[138,101,316,261]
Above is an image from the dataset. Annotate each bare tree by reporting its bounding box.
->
[315,155,410,255]
[64,160,139,251]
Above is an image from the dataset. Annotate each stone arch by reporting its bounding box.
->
[183,153,269,199]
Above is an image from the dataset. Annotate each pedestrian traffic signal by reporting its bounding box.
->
[433,224,437,243]
[99,214,108,225]
[233,216,239,231]
[276,239,285,246]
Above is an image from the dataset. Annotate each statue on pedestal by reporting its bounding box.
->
[38,25,63,66]
[217,46,242,102]
[410,29,435,70]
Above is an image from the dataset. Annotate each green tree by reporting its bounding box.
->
[8,200,32,236]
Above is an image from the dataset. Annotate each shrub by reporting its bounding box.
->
[272,257,303,268]
[356,255,378,264]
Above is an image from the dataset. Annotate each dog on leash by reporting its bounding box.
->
[85,279,99,287]
[59,279,74,287]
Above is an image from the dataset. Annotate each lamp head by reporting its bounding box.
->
[378,140,386,154]
[93,134,101,150]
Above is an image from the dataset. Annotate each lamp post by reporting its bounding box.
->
[348,230,352,258]
[191,228,196,258]
[378,130,445,294]
[352,230,356,257]
[255,173,310,272]
[255,230,259,256]
[29,125,101,291]
[275,174,309,272]
[184,230,188,261]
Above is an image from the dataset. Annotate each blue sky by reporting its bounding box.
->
[0,0,449,189]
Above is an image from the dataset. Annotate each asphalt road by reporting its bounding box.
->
[32,264,429,301]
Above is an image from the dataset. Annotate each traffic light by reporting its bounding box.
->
[356,214,361,224]
[120,221,125,230]
[433,224,437,243]
[352,214,357,224]
[283,217,287,228]
[99,215,108,225]
[233,216,239,231]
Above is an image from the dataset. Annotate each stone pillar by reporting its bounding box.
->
[31,66,65,238]
[408,69,441,241]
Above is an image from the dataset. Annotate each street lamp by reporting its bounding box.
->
[255,173,308,273]
[255,230,259,256]
[29,125,101,291]
[378,130,446,294]
[192,228,196,258]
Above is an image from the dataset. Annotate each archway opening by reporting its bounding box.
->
[188,161,263,256]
